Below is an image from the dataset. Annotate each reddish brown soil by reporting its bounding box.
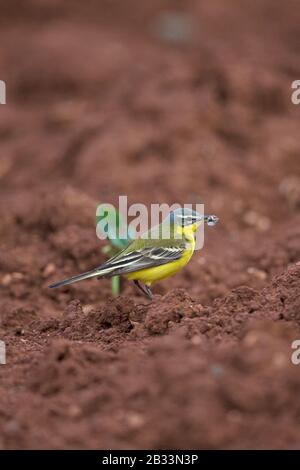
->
[0,0,300,449]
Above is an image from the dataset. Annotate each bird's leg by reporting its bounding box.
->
[144,284,153,300]
[133,280,153,300]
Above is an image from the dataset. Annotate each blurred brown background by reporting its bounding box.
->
[0,0,300,449]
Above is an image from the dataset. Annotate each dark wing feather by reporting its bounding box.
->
[49,244,186,288]
[99,245,185,278]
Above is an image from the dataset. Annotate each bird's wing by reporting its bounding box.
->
[48,241,186,289]
[97,244,185,278]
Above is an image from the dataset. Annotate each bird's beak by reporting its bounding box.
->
[190,215,204,229]
[193,215,203,225]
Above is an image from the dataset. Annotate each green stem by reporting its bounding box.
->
[111,276,120,297]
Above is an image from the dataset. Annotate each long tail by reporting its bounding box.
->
[48,268,101,289]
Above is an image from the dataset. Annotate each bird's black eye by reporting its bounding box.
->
[179,215,194,226]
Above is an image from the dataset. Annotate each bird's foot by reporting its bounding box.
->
[133,280,153,300]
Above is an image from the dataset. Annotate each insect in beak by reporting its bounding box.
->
[204,215,219,226]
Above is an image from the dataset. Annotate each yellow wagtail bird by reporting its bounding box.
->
[49,208,218,299]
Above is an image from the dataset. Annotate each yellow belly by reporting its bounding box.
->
[125,224,197,286]
[125,247,194,286]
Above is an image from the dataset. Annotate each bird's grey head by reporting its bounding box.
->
[167,208,202,227]
[167,208,219,227]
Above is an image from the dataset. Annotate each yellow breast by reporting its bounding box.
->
[125,224,196,286]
